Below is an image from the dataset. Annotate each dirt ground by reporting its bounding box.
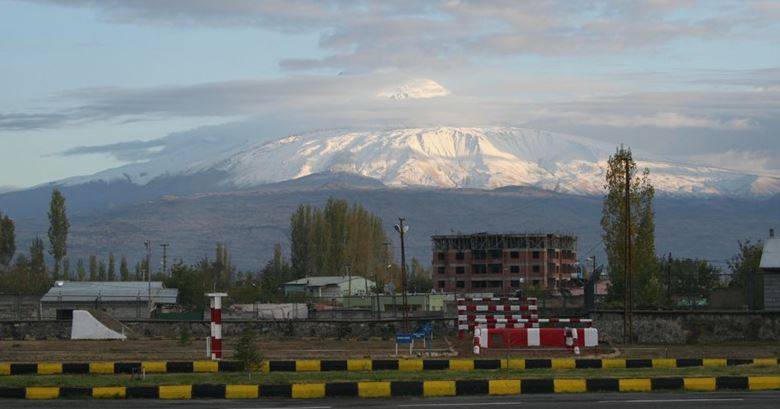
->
[1,337,778,362]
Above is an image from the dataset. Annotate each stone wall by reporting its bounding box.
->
[0,318,453,341]
[0,295,40,320]
[3,311,780,344]
[591,310,780,344]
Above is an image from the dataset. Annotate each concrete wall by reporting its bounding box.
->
[591,310,780,344]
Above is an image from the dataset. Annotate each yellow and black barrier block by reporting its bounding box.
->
[1,358,777,375]
[0,376,777,399]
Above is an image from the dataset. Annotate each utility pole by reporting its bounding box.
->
[144,240,152,316]
[394,219,409,332]
[160,243,169,276]
[623,157,633,344]
[346,264,351,308]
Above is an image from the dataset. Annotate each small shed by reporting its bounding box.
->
[760,229,780,310]
[40,281,178,319]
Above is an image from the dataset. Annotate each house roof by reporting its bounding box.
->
[40,281,178,304]
[284,276,369,287]
[760,238,780,270]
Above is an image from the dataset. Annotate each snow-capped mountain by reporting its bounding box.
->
[57,127,780,197]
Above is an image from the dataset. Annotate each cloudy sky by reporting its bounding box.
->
[2,0,779,188]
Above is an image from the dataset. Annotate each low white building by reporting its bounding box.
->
[40,281,178,319]
[282,276,375,299]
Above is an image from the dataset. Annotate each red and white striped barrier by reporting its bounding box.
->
[457,296,540,339]
[458,297,538,303]
[473,327,598,353]
[458,304,538,312]
[206,292,227,360]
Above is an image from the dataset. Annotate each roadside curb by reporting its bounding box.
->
[1,376,778,399]
[1,358,777,375]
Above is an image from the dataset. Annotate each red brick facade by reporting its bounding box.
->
[431,233,577,293]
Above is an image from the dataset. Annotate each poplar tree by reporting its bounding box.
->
[47,189,70,276]
[289,198,390,280]
[76,258,86,281]
[29,237,49,292]
[120,256,130,281]
[108,253,116,281]
[601,146,660,307]
[89,255,98,281]
[0,212,15,268]
[62,258,70,281]
[98,260,107,281]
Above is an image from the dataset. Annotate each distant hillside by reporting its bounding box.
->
[7,180,778,271]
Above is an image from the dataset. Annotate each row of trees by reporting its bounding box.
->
[290,198,392,281]
[600,146,764,308]
[0,190,70,294]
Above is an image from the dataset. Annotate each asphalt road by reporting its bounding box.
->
[2,392,779,409]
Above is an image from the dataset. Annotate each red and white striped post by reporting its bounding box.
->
[206,292,227,360]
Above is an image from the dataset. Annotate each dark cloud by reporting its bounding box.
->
[58,139,165,161]
[25,0,780,72]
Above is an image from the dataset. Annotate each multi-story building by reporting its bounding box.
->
[431,233,577,293]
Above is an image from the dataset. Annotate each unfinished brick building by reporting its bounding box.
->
[431,233,577,293]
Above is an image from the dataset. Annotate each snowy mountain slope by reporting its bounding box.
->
[55,127,779,197]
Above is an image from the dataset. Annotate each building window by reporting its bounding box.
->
[437,252,445,261]
[488,280,503,288]
[437,266,445,274]
[489,263,502,273]
[532,251,540,259]
[456,281,465,288]
[473,250,486,260]
[472,264,487,274]
[510,251,520,259]
[532,279,540,286]
[456,266,465,274]
[532,265,540,273]
[456,252,465,260]
[510,265,520,273]
[438,281,446,289]
[488,249,502,259]
[510,280,520,287]
[472,280,487,288]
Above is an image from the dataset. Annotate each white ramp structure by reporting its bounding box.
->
[70,310,127,340]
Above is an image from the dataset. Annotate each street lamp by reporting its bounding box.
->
[394,218,409,332]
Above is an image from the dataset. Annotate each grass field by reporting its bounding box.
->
[1,365,778,387]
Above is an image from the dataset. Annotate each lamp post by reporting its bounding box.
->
[394,218,409,332]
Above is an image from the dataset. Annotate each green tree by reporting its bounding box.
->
[408,257,433,293]
[88,255,98,281]
[290,198,390,280]
[107,253,116,281]
[47,189,70,276]
[259,244,292,301]
[120,256,130,281]
[98,259,107,281]
[76,258,86,281]
[62,257,70,281]
[29,237,50,292]
[659,256,721,308]
[0,212,15,268]
[728,239,764,308]
[601,146,660,307]
[233,325,263,371]
[134,261,143,280]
